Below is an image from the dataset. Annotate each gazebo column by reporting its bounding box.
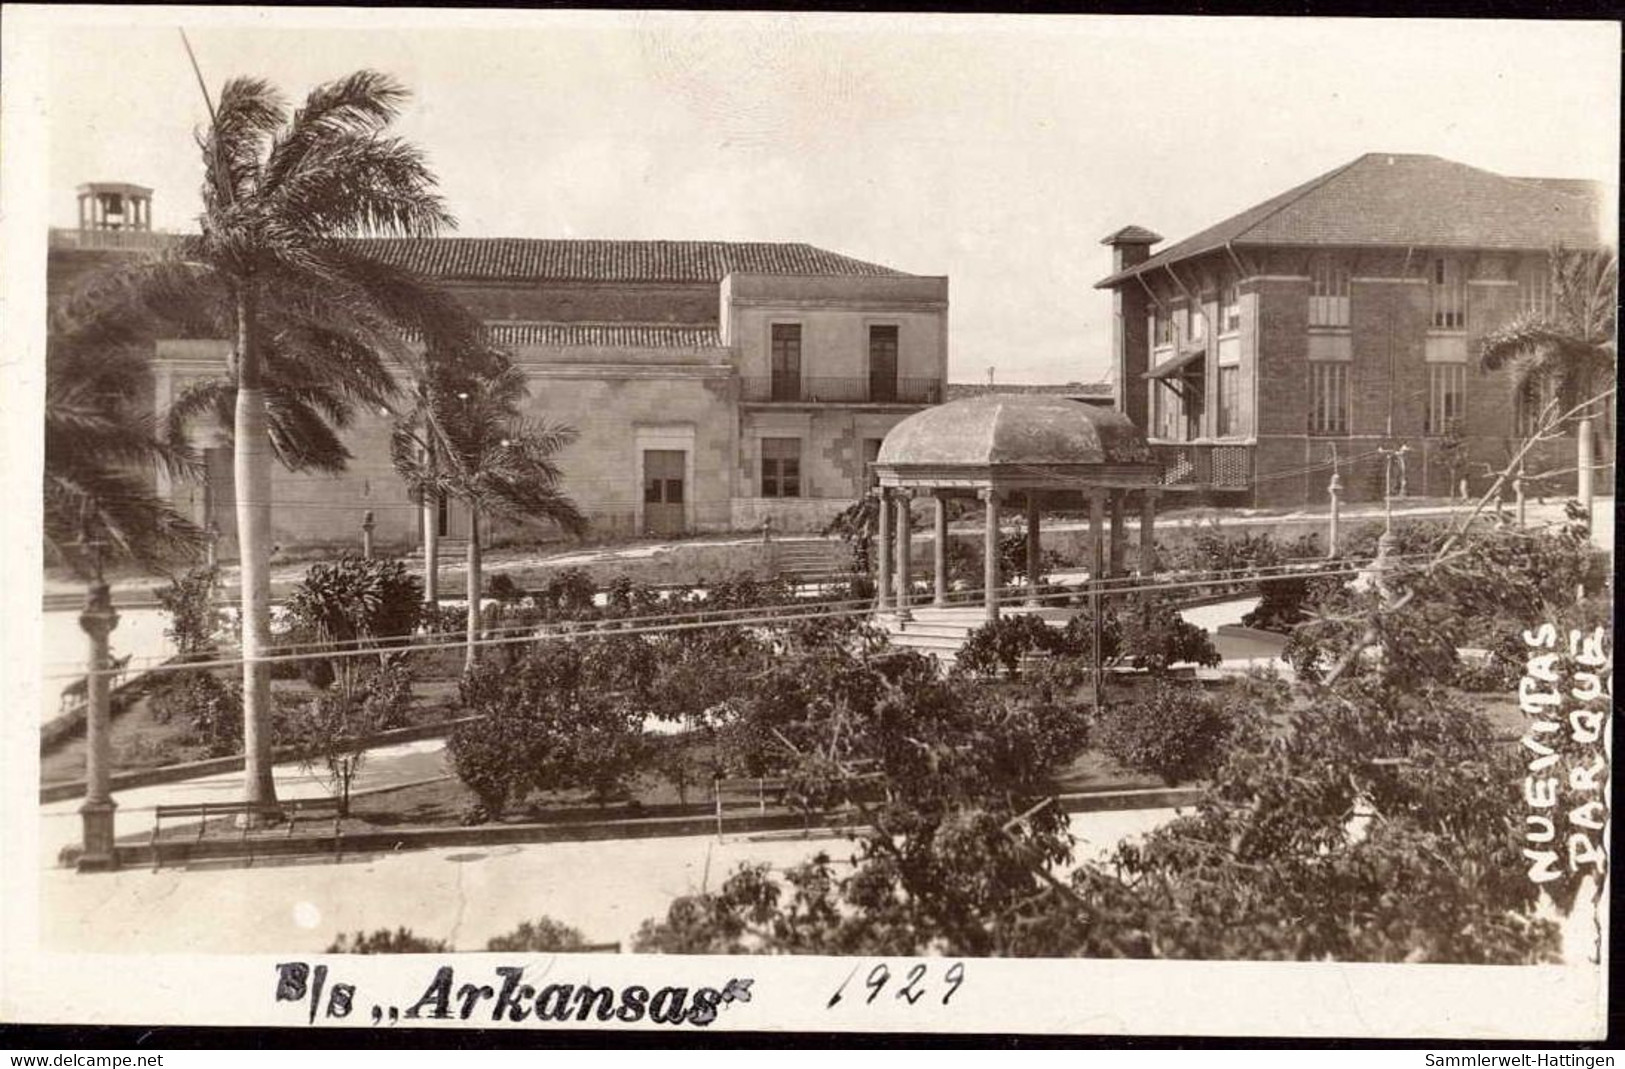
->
[1089,491,1108,712]
[1108,491,1126,577]
[932,491,949,607]
[894,489,913,622]
[1025,492,1042,608]
[875,487,892,612]
[1138,489,1158,575]
[981,488,1000,623]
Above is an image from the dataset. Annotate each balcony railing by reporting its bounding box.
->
[49,228,179,252]
[1151,442,1253,490]
[740,377,942,404]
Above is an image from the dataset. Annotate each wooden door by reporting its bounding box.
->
[643,450,686,536]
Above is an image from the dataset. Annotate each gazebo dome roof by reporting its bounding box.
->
[877,393,1153,469]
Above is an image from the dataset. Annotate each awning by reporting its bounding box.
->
[1143,348,1206,380]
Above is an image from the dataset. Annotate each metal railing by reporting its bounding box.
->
[1151,442,1253,489]
[739,376,943,404]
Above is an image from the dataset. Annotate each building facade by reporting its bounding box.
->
[1096,154,1608,507]
[49,193,949,552]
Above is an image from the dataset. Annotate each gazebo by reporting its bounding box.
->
[870,393,1164,624]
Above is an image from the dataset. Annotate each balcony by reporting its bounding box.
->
[740,376,943,405]
[1151,441,1253,490]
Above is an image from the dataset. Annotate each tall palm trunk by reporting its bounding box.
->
[421,465,440,608]
[234,283,278,811]
[465,509,481,671]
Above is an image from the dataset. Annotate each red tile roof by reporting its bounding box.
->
[352,238,911,283]
[487,322,723,348]
[1096,153,1608,288]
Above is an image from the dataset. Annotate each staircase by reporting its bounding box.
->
[771,539,853,585]
[877,604,1077,668]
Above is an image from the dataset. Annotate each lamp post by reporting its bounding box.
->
[77,541,119,872]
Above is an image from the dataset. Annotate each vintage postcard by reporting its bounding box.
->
[0,6,1616,1042]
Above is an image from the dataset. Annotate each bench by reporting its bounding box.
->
[150,796,345,869]
[711,761,892,839]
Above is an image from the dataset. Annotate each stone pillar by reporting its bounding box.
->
[1327,470,1342,559]
[1025,492,1042,608]
[361,510,376,559]
[895,489,913,622]
[1108,491,1126,577]
[1138,490,1158,575]
[981,488,1000,623]
[933,492,949,608]
[78,579,120,871]
[1089,492,1108,713]
[875,488,892,612]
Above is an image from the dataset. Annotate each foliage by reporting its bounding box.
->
[487,572,525,603]
[1115,594,1221,674]
[287,555,424,647]
[1091,681,1239,786]
[822,496,880,575]
[485,917,591,953]
[155,566,225,661]
[285,555,422,687]
[326,928,449,954]
[283,655,415,816]
[43,312,204,575]
[1480,246,1617,431]
[450,642,651,818]
[635,638,1091,956]
[536,568,598,618]
[149,671,243,758]
[957,615,1081,679]
[1240,567,1346,635]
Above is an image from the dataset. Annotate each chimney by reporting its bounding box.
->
[1099,226,1162,430]
[1101,224,1161,273]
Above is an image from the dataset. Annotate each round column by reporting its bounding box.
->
[1025,493,1042,607]
[875,488,892,612]
[78,578,120,871]
[981,488,1000,623]
[895,489,913,622]
[932,492,949,607]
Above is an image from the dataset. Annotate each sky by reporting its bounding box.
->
[26,8,1624,384]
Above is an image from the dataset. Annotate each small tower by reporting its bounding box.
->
[76,182,153,232]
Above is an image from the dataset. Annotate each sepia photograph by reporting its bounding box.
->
[0,5,1616,1042]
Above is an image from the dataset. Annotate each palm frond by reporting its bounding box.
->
[269,134,453,239]
[261,70,412,193]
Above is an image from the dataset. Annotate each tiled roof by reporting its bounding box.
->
[1096,153,1608,288]
[352,238,911,283]
[487,321,723,348]
[947,381,1114,401]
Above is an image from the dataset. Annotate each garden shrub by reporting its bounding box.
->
[154,566,224,661]
[326,928,449,954]
[537,568,597,618]
[286,556,423,687]
[486,572,525,603]
[485,916,590,952]
[1092,680,1235,786]
[1116,594,1221,674]
[1241,567,1347,634]
[150,671,243,758]
[957,615,1072,678]
[450,643,651,819]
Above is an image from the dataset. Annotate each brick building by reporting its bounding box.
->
[1095,153,1608,507]
[49,188,948,552]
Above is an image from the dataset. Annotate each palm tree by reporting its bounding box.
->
[388,343,509,610]
[71,71,487,812]
[44,317,205,577]
[1481,246,1617,437]
[391,359,587,668]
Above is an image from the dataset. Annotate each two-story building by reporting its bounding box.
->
[1095,153,1608,507]
[49,186,949,552]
